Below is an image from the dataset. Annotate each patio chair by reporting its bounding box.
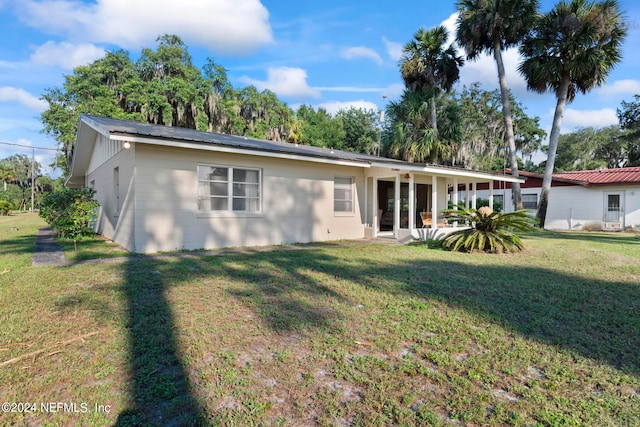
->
[419,212,432,228]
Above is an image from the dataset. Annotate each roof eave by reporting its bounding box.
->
[112,133,372,169]
[370,161,526,183]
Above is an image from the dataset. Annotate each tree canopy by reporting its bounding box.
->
[383,85,544,170]
[616,95,640,166]
[0,154,50,211]
[40,34,386,176]
[41,35,296,175]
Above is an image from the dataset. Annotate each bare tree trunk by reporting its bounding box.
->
[537,77,570,228]
[493,39,522,211]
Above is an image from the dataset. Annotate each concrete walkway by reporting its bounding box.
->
[32,227,69,266]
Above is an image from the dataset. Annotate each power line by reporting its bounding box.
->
[0,141,60,152]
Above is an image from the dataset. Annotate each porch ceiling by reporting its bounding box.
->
[366,162,525,183]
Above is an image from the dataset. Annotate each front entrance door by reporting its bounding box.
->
[377,181,430,231]
[604,192,624,229]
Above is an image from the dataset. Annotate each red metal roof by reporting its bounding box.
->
[553,166,640,186]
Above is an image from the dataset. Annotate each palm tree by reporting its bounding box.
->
[456,0,539,211]
[441,206,535,253]
[0,162,16,192]
[386,90,457,164]
[519,0,626,226]
[400,26,463,133]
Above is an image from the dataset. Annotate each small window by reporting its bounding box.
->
[522,194,537,210]
[334,177,354,213]
[197,164,261,213]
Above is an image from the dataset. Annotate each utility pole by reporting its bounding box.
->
[31,147,35,212]
[377,95,387,157]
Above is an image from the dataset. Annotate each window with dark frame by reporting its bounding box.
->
[522,193,537,210]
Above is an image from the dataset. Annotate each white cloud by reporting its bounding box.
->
[239,67,320,99]
[313,86,386,93]
[0,87,47,112]
[309,83,403,100]
[382,83,405,99]
[341,46,383,65]
[458,47,528,96]
[382,37,403,61]
[19,0,273,55]
[0,60,18,68]
[560,108,619,130]
[316,100,380,115]
[0,138,32,159]
[30,41,105,69]
[596,79,640,98]
[441,12,458,44]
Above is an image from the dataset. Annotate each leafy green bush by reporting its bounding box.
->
[441,206,535,253]
[0,200,12,215]
[39,188,99,237]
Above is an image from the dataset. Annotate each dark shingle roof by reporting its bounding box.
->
[82,114,404,166]
[77,115,524,183]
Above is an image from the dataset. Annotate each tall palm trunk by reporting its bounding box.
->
[429,96,438,132]
[493,38,522,211]
[537,76,570,228]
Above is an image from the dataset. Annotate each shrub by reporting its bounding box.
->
[0,200,12,215]
[441,207,535,253]
[39,188,99,238]
[448,197,503,212]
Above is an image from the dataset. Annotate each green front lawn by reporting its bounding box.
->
[1,213,639,425]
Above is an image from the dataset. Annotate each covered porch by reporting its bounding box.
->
[362,164,524,242]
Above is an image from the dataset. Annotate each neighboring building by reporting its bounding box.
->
[475,168,640,231]
[67,115,523,253]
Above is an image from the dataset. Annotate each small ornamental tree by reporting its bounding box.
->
[39,188,99,238]
[441,206,535,253]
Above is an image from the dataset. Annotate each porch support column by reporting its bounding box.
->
[431,175,438,229]
[394,174,401,237]
[372,178,378,238]
[465,183,470,209]
[472,180,477,209]
[408,173,415,234]
[453,177,459,227]
[489,180,494,210]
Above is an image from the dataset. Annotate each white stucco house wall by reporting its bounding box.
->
[474,168,640,231]
[67,115,523,253]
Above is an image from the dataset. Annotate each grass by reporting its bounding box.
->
[1,213,639,425]
[58,234,132,262]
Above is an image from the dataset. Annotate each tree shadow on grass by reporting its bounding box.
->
[188,243,640,375]
[0,235,39,256]
[54,246,345,425]
[54,239,640,424]
[531,230,640,245]
[217,248,347,334]
[114,256,207,426]
[325,254,640,375]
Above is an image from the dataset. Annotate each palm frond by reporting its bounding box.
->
[441,207,535,253]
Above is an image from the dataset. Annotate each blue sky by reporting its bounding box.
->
[1,0,640,176]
